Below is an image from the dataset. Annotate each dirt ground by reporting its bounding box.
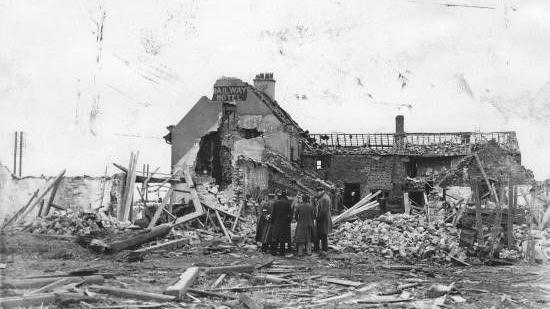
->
[1,233,549,309]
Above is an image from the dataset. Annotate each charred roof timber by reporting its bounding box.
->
[308,115,520,156]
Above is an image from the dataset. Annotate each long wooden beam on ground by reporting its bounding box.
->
[204,264,255,274]
[164,267,200,299]
[109,223,172,253]
[128,237,191,261]
[89,285,176,302]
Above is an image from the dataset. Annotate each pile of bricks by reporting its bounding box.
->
[331,212,467,264]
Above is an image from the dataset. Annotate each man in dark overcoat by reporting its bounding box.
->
[314,186,332,254]
[255,193,275,252]
[270,191,292,256]
[294,195,315,256]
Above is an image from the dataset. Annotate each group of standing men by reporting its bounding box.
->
[255,186,332,257]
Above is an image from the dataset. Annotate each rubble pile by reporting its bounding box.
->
[332,212,467,264]
[198,182,240,215]
[25,209,127,236]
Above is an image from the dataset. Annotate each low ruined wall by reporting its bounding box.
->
[0,164,112,224]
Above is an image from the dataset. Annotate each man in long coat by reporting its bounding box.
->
[294,195,315,256]
[270,191,292,256]
[314,186,332,254]
[255,193,275,252]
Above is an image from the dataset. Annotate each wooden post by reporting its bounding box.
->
[13,131,17,176]
[473,178,483,245]
[231,200,244,231]
[403,192,410,215]
[490,181,504,257]
[474,153,499,204]
[43,174,64,217]
[216,210,232,242]
[18,170,66,224]
[98,165,108,210]
[507,180,514,248]
[19,131,23,177]
[148,188,174,229]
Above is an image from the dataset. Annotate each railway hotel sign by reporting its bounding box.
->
[213,86,248,102]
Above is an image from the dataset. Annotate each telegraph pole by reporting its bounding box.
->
[18,131,23,177]
[13,131,24,177]
[13,132,18,175]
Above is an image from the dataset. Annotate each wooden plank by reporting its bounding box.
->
[109,223,172,253]
[164,267,200,299]
[247,274,293,284]
[319,277,363,287]
[211,274,226,288]
[147,188,174,229]
[1,189,39,229]
[27,277,73,295]
[187,288,238,300]
[202,201,245,222]
[333,190,381,223]
[89,285,175,302]
[490,182,504,257]
[473,179,483,245]
[4,275,103,290]
[403,192,410,215]
[474,153,499,204]
[3,277,59,289]
[43,173,64,216]
[231,201,244,231]
[118,152,134,221]
[239,294,264,309]
[207,284,296,292]
[123,152,139,221]
[507,182,515,248]
[0,293,59,308]
[128,237,191,261]
[215,210,232,242]
[142,167,160,201]
[18,170,66,224]
[204,264,255,274]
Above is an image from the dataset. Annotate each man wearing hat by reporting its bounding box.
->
[314,186,332,255]
[255,193,275,252]
[270,190,292,256]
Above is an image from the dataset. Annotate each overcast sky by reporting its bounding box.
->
[1,0,549,179]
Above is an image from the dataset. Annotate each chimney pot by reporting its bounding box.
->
[253,72,276,100]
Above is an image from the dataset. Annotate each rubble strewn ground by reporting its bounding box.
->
[1,229,549,309]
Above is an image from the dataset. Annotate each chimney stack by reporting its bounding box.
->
[395,115,404,135]
[395,115,405,147]
[253,73,275,100]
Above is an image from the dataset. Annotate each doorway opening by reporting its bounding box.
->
[343,183,361,208]
[408,191,425,207]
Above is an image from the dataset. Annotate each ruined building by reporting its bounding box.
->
[165,74,533,211]
[164,73,332,200]
[302,116,532,212]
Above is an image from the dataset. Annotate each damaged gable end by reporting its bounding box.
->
[167,74,313,193]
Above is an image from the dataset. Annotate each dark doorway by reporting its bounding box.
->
[195,132,222,185]
[343,183,361,208]
[408,191,425,207]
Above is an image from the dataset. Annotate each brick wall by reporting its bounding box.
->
[302,154,396,191]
